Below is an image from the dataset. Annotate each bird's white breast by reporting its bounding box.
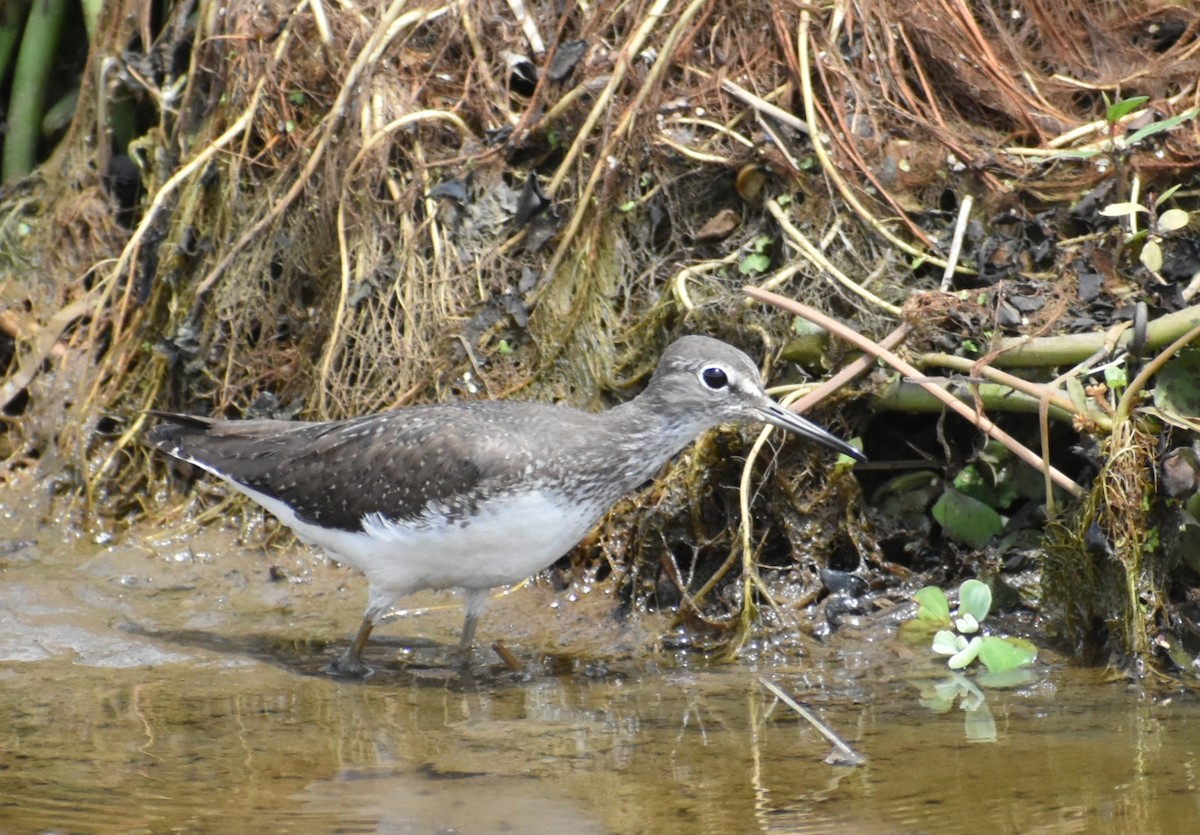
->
[223,476,603,596]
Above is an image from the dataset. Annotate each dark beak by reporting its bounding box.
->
[757,402,866,462]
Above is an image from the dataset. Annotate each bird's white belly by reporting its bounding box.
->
[229,480,602,595]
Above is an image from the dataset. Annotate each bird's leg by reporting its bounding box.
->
[459,588,489,659]
[327,616,375,677]
[329,589,395,677]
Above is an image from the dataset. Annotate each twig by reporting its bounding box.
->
[720,78,811,135]
[940,194,973,292]
[745,285,1085,497]
[789,322,914,414]
[920,353,1111,433]
[759,678,866,766]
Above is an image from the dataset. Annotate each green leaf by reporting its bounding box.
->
[1099,202,1148,218]
[1158,184,1183,204]
[1158,208,1190,232]
[1127,106,1200,145]
[1152,348,1200,419]
[1044,149,1100,162]
[932,629,963,656]
[1105,95,1149,124]
[977,636,1038,673]
[948,636,983,669]
[958,579,992,623]
[914,586,951,624]
[1140,239,1163,272]
[1104,362,1127,392]
[931,489,1004,549]
[738,252,771,275]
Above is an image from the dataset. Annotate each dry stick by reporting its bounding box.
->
[790,322,914,415]
[721,78,811,134]
[921,352,1108,431]
[940,195,973,292]
[759,678,866,766]
[744,285,1085,497]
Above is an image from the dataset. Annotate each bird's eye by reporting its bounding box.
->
[701,367,729,390]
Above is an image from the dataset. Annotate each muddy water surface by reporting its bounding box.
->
[3,493,1199,833]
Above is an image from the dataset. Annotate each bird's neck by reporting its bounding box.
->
[595,390,716,483]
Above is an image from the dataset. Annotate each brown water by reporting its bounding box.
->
[3,489,1199,833]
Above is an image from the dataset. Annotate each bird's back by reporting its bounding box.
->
[147,402,628,535]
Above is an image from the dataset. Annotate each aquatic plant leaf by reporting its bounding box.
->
[977,636,1038,673]
[932,630,962,656]
[963,699,998,743]
[958,579,992,623]
[932,489,1004,549]
[914,586,951,624]
[948,637,983,670]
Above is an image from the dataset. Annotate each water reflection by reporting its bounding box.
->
[2,523,1200,832]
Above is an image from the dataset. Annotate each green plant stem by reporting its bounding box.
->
[874,379,1077,424]
[2,0,67,182]
[991,304,1200,368]
[1114,323,1200,424]
[80,0,102,41]
[920,352,1112,432]
[0,2,30,87]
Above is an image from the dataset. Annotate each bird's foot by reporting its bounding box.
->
[325,651,373,678]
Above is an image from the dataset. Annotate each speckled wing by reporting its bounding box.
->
[146,408,538,532]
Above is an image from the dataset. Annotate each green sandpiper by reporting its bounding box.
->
[147,335,863,675]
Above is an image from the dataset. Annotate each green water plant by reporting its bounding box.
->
[912,580,1038,674]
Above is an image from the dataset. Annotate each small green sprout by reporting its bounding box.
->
[738,235,773,276]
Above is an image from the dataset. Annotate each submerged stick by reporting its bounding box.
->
[759,677,866,766]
